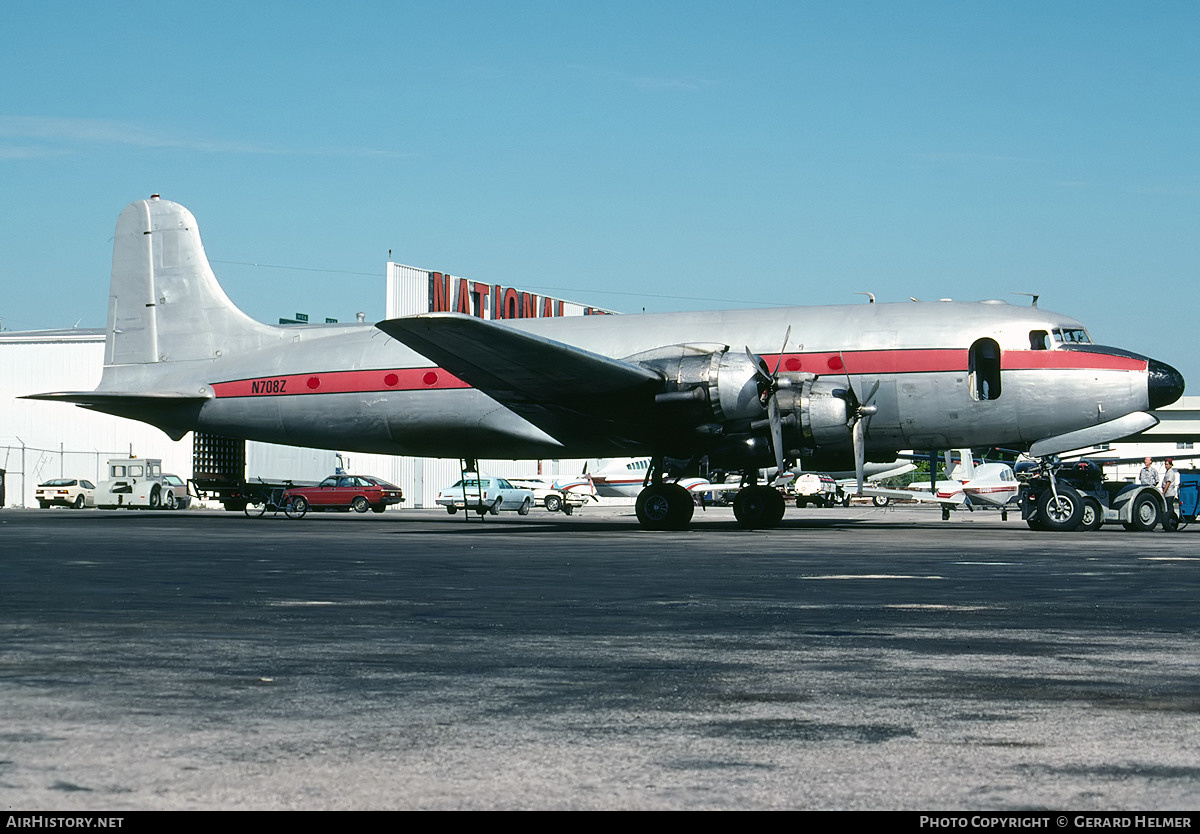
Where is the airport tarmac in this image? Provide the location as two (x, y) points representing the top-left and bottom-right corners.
(2, 503), (1199, 810)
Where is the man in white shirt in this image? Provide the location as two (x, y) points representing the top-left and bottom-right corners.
(1161, 458), (1180, 532)
(1138, 456), (1159, 486)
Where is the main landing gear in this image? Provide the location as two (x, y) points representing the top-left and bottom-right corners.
(633, 458), (787, 531)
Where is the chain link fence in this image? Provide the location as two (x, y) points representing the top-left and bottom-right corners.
(0, 443), (128, 508)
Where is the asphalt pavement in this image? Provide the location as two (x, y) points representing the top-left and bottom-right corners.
(2, 503), (1198, 810)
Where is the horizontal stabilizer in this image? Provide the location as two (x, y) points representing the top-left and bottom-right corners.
(377, 313), (665, 445)
(22, 391), (209, 441)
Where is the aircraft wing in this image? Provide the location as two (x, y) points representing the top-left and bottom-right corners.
(859, 485), (966, 507)
(377, 313), (664, 445)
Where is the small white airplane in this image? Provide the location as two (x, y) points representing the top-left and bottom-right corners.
(29, 197), (1186, 531)
(900, 450), (1020, 519)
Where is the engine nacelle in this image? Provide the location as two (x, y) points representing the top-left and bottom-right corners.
(789, 378), (855, 447)
(634, 345), (858, 459)
(640, 345), (768, 431)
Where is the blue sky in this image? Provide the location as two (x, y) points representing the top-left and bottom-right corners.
(3, 1), (1198, 384)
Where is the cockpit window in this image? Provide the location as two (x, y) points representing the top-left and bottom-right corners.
(1052, 327), (1091, 345)
(1029, 330), (1050, 350)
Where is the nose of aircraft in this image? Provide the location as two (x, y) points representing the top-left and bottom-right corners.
(1148, 358), (1185, 409)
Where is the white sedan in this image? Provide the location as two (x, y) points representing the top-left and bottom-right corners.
(36, 478), (96, 509)
(436, 477), (534, 516)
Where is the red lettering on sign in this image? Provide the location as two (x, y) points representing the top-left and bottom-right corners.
(521, 293), (537, 318)
(456, 278), (471, 314)
(503, 288), (519, 319)
(431, 272), (450, 312)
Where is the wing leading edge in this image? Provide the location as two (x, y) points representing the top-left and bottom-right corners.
(376, 313), (664, 447)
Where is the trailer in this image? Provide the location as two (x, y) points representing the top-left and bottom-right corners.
(188, 431), (298, 512)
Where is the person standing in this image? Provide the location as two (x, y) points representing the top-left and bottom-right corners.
(1161, 458), (1180, 532)
(1139, 456), (1159, 486)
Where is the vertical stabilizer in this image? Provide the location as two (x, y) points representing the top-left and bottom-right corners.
(105, 196), (276, 368)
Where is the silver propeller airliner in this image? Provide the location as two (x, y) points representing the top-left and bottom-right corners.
(30, 197), (1185, 530)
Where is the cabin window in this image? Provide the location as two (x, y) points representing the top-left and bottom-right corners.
(969, 338), (1002, 401)
(1029, 330), (1050, 350)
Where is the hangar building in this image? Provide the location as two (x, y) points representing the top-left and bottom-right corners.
(1, 262), (617, 509)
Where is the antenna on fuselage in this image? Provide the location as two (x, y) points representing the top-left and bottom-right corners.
(1013, 292), (1039, 308)
(854, 292), (875, 303)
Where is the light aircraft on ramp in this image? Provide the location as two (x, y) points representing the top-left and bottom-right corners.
(28, 197), (1186, 531)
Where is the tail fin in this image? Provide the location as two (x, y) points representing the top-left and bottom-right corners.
(105, 195), (275, 369)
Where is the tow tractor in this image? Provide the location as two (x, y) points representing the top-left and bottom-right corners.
(1016, 458), (1170, 532)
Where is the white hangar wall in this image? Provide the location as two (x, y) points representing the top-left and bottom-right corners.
(0, 332), (194, 507)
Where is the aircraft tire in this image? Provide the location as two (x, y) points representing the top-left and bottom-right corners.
(635, 484), (693, 530)
(733, 486), (785, 530)
(1128, 493), (1160, 532)
(1078, 498), (1103, 532)
(1035, 485), (1084, 532)
(545, 494), (562, 513)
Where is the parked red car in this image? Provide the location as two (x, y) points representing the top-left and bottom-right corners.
(286, 475), (404, 514)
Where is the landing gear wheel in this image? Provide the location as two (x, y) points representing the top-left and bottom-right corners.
(1078, 498), (1103, 532)
(733, 486), (786, 530)
(351, 496), (370, 513)
(1128, 493), (1160, 532)
(544, 494), (562, 513)
(635, 483), (694, 530)
(1036, 484), (1084, 532)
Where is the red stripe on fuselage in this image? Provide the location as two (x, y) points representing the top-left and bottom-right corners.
(763, 348), (1146, 375)
(210, 368), (470, 398)
(210, 349), (1146, 398)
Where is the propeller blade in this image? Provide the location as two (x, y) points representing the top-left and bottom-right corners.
(768, 394), (784, 473)
(771, 326), (792, 379)
(853, 418), (866, 494)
